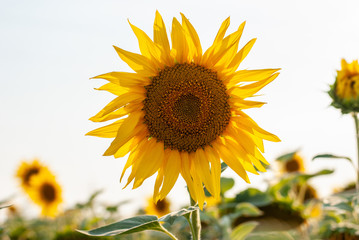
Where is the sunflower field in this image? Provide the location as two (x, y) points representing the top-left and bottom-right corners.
(1, 1), (359, 240)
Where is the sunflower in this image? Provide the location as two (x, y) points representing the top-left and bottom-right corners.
(145, 197), (171, 217)
(28, 170), (62, 217)
(88, 11), (280, 208)
(329, 59), (359, 114)
(16, 159), (50, 193)
(280, 153), (305, 173)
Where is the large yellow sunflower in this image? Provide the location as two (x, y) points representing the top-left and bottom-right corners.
(28, 170), (63, 217)
(16, 159), (50, 193)
(88, 11), (280, 208)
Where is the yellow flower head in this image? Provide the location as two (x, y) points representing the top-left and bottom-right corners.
(145, 197), (171, 217)
(88, 11), (280, 209)
(16, 159), (50, 193)
(329, 59), (359, 114)
(28, 170), (63, 217)
(280, 153), (306, 173)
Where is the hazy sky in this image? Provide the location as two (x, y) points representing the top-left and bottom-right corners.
(1, 0), (359, 217)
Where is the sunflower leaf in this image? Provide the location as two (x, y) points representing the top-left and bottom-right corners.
(221, 162), (229, 173)
(312, 154), (353, 165)
(0, 205), (11, 210)
(245, 231), (295, 240)
(276, 150), (298, 163)
(230, 221), (259, 240)
(77, 215), (165, 236)
(235, 188), (272, 207)
(159, 205), (199, 225)
(220, 177), (235, 195)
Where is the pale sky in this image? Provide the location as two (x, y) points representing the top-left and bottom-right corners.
(1, 0), (359, 217)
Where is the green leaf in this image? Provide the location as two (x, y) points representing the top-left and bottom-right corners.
(221, 162), (228, 173)
(78, 215), (164, 237)
(276, 150), (298, 163)
(235, 203), (263, 217)
(230, 221), (258, 240)
(312, 154), (353, 165)
(235, 188), (272, 207)
(245, 231), (295, 240)
(76, 189), (103, 209)
(220, 177), (235, 195)
(159, 206), (199, 225)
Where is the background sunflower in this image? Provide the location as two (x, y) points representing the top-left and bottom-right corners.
(28, 170), (63, 217)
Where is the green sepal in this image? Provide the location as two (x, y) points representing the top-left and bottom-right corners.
(276, 150), (298, 163)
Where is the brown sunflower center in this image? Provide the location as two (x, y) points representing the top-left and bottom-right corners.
(155, 199), (168, 212)
(40, 183), (56, 203)
(143, 63), (231, 152)
(24, 167), (40, 186)
(285, 159), (300, 172)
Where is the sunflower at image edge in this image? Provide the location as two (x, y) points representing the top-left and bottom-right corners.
(16, 159), (50, 194)
(329, 59), (359, 113)
(87, 11), (280, 209)
(28, 170), (63, 217)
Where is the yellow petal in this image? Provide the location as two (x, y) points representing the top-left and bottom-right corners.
(113, 46), (157, 77)
(180, 13), (202, 62)
(180, 152), (198, 202)
(95, 83), (128, 96)
(128, 20), (163, 69)
(210, 23), (246, 68)
(201, 17), (230, 64)
(153, 11), (172, 65)
(228, 72), (279, 98)
(224, 139), (259, 175)
(225, 69), (280, 86)
(225, 38), (256, 74)
(194, 149), (215, 196)
(90, 93), (144, 121)
(153, 167), (164, 202)
(103, 111), (144, 156)
(171, 18), (189, 63)
(233, 112), (281, 142)
(203, 146), (221, 199)
(89, 103), (142, 123)
(213, 140), (250, 183)
(92, 72), (150, 88)
(230, 98), (266, 109)
(158, 150), (181, 200)
(133, 140), (164, 189)
(86, 119), (124, 138)
(189, 152), (205, 209)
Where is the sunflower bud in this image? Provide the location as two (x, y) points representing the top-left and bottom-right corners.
(329, 59), (359, 114)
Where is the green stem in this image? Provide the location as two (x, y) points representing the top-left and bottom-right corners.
(159, 225), (178, 240)
(190, 197), (201, 240)
(352, 112), (359, 193)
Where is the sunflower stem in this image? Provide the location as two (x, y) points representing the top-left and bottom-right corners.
(190, 197), (201, 240)
(353, 112), (359, 193)
(159, 225), (178, 240)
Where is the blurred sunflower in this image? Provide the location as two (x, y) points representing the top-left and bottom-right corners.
(28, 171), (62, 217)
(88, 11), (280, 208)
(329, 59), (359, 114)
(145, 197), (171, 217)
(276, 151), (305, 174)
(282, 154), (305, 173)
(16, 159), (50, 193)
(294, 183), (318, 202)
